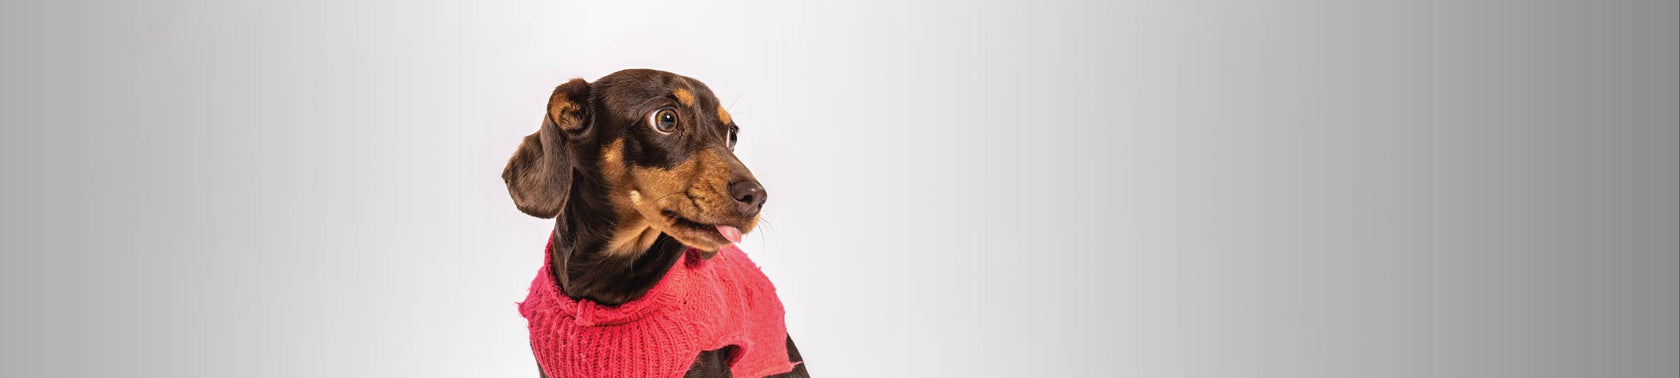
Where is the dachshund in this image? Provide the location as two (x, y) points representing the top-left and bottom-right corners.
(503, 69), (807, 378)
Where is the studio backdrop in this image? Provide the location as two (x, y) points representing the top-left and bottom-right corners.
(2, 0), (1675, 377)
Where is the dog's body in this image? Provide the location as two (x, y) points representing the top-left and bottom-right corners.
(503, 69), (807, 377)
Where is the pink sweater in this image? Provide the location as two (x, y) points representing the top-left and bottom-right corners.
(519, 238), (799, 378)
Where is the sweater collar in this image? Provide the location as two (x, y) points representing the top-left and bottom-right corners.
(538, 238), (718, 326)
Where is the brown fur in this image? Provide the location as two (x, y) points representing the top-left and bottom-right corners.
(503, 69), (805, 377)
(503, 79), (590, 218)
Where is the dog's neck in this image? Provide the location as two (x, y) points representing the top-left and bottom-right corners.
(547, 175), (689, 306)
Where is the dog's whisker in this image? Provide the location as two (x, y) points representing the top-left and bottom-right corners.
(753, 214), (779, 251)
(757, 215), (778, 235)
(637, 190), (698, 215)
(648, 190), (688, 205)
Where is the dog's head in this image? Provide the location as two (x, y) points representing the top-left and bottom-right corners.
(503, 69), (763, 253)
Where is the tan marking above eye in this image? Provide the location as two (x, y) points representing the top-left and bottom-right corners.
(717, 106), (732, 124)
(672, 89), (696, 106)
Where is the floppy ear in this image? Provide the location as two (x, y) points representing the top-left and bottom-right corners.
(502, 78), (591, 218)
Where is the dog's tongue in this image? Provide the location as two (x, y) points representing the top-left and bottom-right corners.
(716, 225), (744, 243)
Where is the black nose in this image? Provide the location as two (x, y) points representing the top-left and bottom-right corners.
(728, 180), (767, 217)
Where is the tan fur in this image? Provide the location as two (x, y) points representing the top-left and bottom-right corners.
(672, 89), (696, 106)
(599, 134), (758, 253)
(597, 139), (656, 256)
(549, 102), (581, 130)
(548, 84), (585, 131)
(606, 226), (663, 257)
(631, 148), (753, 250)
(628, 150), (730, 221)
(717, 106), (732, 124)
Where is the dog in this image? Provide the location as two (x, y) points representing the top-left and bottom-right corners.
(502, 69), (808, 378)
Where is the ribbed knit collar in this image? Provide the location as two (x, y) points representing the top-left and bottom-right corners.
(534, 238), (712, 327)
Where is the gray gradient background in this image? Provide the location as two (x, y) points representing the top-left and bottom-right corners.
(2, 0), (1676, 377)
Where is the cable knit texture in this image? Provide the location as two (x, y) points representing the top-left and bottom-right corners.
(520, 237), (798, 378)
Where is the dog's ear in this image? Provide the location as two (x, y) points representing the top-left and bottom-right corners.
(503, 78), (591, 218)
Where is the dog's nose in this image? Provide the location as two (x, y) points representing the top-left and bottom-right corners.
(728, 180), (767, 217)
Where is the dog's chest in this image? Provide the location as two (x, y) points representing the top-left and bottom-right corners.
(520, 244), (796, 378)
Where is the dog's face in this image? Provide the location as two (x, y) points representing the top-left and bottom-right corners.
(503, 69), (763, 253)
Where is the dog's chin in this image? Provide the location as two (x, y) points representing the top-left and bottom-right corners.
(654, 211), (751, 252)
(653, 216), (727, 251)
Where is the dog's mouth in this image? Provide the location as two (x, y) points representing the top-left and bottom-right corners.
(658, 210), (748, 251)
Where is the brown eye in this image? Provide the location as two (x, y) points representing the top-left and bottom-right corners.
(650, 108), (678, 133)
(728, 125), (739, 149)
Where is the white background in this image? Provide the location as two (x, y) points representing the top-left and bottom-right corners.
(2, 0), (1676, 377)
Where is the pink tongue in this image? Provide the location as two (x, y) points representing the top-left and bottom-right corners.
(716, 225), (743, 243)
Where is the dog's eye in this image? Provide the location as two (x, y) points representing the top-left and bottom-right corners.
(728, 125), (739, 149)
(650, 108), (678, 133)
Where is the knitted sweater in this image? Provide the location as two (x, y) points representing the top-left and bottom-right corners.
(519, 237), (799, 378)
